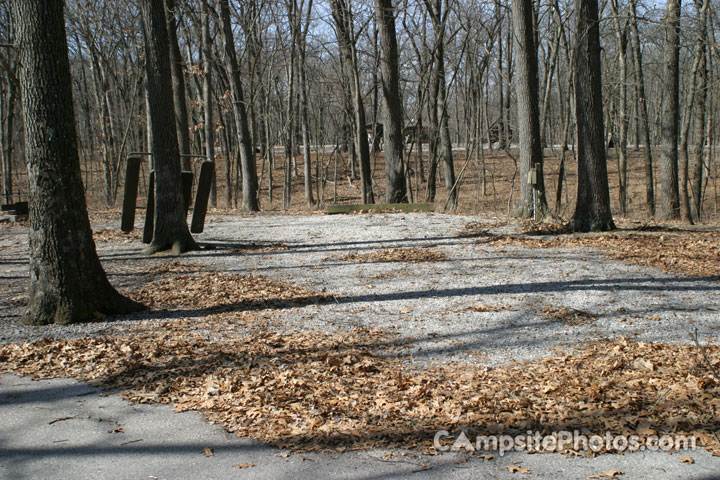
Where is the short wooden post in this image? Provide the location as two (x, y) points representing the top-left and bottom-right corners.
(120, 156), (141, 232)
(190, 161), (214, 233)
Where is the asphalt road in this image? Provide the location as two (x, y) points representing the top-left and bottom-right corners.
(2, 374), (719, 480)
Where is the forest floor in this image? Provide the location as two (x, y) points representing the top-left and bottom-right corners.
(1, 211), (720, 479)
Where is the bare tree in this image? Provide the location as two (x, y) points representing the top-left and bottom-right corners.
(164, 0), (191, 171)
(201, 0), (216, 206)
(13, 0), (144, 325)
(512, 0), (547, 219)
(691, 0), (709, 219)
(629, 0), (655, 217)
(658, 0), (682, 220)
(330, 0), (374, 204)
(609, 0), (629, 216)
(139, 0), (197, 253)
(218, 0), (259, 211)
(423, 0), (457, 210)
(571, 0), (615, 232)
(374, 0), (407, 203)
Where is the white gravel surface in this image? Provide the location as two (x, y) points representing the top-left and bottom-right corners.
(1, 212), (718, 367)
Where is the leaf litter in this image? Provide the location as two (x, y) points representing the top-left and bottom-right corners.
(2, 320), (720, 455)
(3, 217), (720, 458)
(328, 247), (447, 264)
(461, 223), (720, 278)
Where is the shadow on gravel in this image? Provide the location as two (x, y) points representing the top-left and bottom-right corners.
(142, 275), (716, 321)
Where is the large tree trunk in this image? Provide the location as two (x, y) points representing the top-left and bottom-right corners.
(218, 0), (259, 212)
(512, 0), (548, 219)
(140, 0), (198, 254)
(13, 0), (144, 325)
(374, 0), (407, 203)
(163, 0), (191, 171)
(658, 0), (682, 220)
(571, 0), (615, 232)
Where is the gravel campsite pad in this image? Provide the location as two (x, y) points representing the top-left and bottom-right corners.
(1, 212), (720, 457)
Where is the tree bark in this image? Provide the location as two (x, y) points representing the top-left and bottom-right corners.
(163, 0), (191, 171)
(691, 0), (708, 219)
(571, 0), (615, 232)
(296, 0), (315, 206)
(374, 0), (407, 203)
(629, 0), (655, 217)
(424, 0), (456, 210)
(658, 0), (681, 220)
(512, 0), (548, 219)
(330, 0), (374, 204)
(13, 0), (144, 325)
(610, 0), (628, 216)
(139, 0), (198, 254)
(218, 0), (259, 212)
(201, 0), (216, 207)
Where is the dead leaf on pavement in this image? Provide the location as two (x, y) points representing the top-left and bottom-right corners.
(587, 470), (624, 479)
(507, 465), (531, 474)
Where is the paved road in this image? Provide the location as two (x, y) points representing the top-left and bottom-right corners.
(2, 374), (719, 480)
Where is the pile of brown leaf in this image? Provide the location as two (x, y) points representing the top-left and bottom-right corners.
(469, 226), (720, 278)
(2, 326), (719, 455)
(330, 247), (447, 264)
(128, 271), (331, 311)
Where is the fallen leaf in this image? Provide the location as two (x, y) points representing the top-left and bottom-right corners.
(202, 447), (214, 457)
(679, 457), (695, 464)
(588, 470), (623, 478)
(507, 466), (531, 474)
(234, 463), (255, 469)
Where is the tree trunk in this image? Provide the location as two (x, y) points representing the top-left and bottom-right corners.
(610, 0), (628, 216)
(1, 69), (14, 204)
(13, 0), (144, 325)
(140, 0), (198, 254)
(691, 0), (709, 219)
(658, 0), (681, 220)
(512, 0), (548, 219)
(163, 0), (191, 171)
(629, 0), (655, 217)
(330, 0), (374, 204)
(374, 0), (407, 203)
(218, 0), (259, 212)
(297, 0), (315, 206)
(201, 0), (216, 207)
(571, 0), (615, 232)
(424, 0), (456, 210)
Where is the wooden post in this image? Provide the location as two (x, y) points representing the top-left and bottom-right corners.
(142, 170), (155, 244)
(190, 161), (214, 233)
(120, 156), (141, 232)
